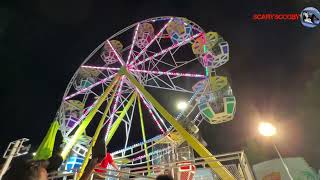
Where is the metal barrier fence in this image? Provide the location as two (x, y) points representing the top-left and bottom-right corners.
(48, 151), (255, 180)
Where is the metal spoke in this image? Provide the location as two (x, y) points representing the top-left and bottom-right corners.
(131, 18), (173, 64)
(127, 24), (140, 65)
(133, 33), (202, 67)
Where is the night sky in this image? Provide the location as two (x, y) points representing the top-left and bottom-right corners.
(1, 0), (320, 168)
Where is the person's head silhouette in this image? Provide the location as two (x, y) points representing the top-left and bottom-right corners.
(156, 174), (174, 180)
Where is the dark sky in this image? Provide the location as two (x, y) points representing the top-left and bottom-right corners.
(1, 0), (320, 168)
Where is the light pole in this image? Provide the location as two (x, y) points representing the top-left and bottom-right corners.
(0, 138), (31, 180)
(258, 122), (294, 180)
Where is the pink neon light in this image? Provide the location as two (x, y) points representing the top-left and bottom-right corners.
(81, 65), (120, 71)
(65, 99), (99, 136)
(202, 34), (209, 66)
(130, 69), (205, 78)
(64, 74), (117, 100)
(105, 76), (124, 138)
(134, 33), (202, 67)
(127, 24), (140, 65)
(106, 40), (125, 65)
(131, 18), (173, 64)
(80, 65), (205, 78)
(139, 94), (164, 133)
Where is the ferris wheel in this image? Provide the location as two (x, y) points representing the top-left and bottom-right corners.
(51, 16), (236, 179)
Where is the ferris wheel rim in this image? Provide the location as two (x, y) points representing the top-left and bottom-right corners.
(57, 16), (211, 164)
(60, 16), (205, 101)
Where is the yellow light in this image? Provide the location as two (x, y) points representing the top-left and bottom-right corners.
(32, 152), (36, 156)
(177, 101), (188, 110)
(259, 122), (277, 137)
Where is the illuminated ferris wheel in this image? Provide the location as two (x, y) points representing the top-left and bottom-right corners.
(42, 16), (236, 179)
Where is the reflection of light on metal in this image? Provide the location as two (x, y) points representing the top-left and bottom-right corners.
(259, 122), (277, 137)
(177, 101), (188, 110)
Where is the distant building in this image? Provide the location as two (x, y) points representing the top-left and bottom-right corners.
(253, 157), (319, 180)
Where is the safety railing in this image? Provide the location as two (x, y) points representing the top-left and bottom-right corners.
(48, 151), (255, 180)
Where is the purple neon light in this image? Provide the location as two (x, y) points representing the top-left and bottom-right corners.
(80, 65), (204, 78)
(81, 65), (120, 71)
(65, 99), (99, 136)
(131, 69), (205, 78)
(139, 93), (165, 134)
(131, 18), (173, 64)
(64, 74), (117, 100)
(105, 76), (124, 139)
(134, 33), (202, 67)
(127, 24), (140, 65)
(106, 40), (125, 66)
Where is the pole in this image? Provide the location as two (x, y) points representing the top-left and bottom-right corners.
(272, 142), (293, 180)
(0, 140), (21, 179)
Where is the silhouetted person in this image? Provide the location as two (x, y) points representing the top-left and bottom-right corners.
(2, 159), (49, 180)
(156, 174), (174, 180)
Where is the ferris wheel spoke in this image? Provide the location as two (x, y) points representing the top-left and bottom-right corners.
(64, 73), (117, 100)
(142, 96), (169, 131)
(81, 65), (118, 79)
(143, 72), (194, 93)
(104, 76), (124, 139)
(131, 18), (173, 64)
(138, 93), (166, 134)
(81, 65), (120, 71)
(127, 24), (140, 65)
(105, 92), (138, 146)
(132, 32), (202, 67)
(122, 79), (167, 134)
(124, 97), (137, 150)
(106, 40), (125, 66)
(130, 69), (205, 78)
(149, 55), (176, 69)
(143, 56), (201, 83)
(65, 98), (100, 136)
(144, 51), (162, 73)
(101, 91), (135, 129)
(80, 65), (119, 81)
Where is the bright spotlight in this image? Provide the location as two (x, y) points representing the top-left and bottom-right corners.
(32, 152), (36, 156)
(177, 101), (188, 110)
(259, 122), (277, 137)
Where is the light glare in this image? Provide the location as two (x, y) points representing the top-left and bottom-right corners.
(177, 101), (188, 110)
(259, 122), (277, 137)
